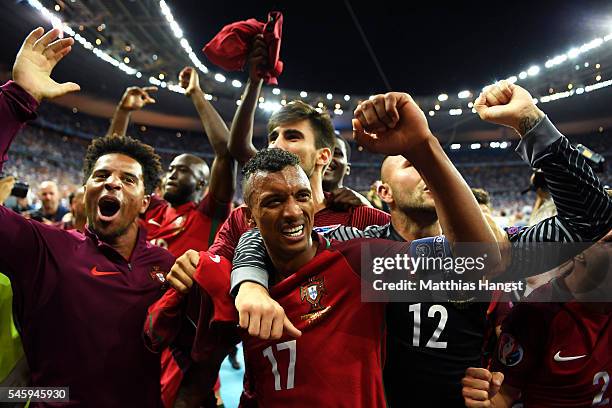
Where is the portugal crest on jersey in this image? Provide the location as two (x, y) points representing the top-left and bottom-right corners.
(498, 333), (524, 367)
(149, 265), (166, 284)
(300, 276), (327, 312)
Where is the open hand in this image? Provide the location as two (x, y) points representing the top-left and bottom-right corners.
(13, 27), (80, 102)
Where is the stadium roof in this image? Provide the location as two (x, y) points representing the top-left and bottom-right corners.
(1, 0), (611, 140)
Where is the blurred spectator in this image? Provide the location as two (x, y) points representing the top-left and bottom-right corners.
(28, 180), (69, 225)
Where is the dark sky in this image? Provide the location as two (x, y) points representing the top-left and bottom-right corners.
(173, 0), (612, 96)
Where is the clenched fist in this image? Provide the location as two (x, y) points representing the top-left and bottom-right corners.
(178, 66), (202, 97)
(166, 249), (199, 294)
(462, 367), (505, 407)
(352, 92), (433, 156)
(475, 80), (545, 137)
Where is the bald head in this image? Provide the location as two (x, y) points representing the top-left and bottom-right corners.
(39, 180), (60, 214)
(163, 154), (210, 207)
(380, 155), (401, 183)
(173, 153), (210, 181)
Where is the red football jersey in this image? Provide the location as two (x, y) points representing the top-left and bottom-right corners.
(492, 283), (612, 407)
(143, 194), (230, 408)
(144, 194), (231, 258)
(195, 236), (433, 408)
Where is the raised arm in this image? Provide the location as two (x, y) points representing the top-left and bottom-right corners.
(106, 86), (157, 136)
(476, 81), (612, 279)
(353, 92), (501, 278)
(1, 27), (79, 169)
(476, 81), (612, 243)
(227, 34), (266, 164)
(1, 27), (78, 280)
(179, 67), (236, 204)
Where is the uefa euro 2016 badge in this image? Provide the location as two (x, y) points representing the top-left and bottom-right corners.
(149, 265), (166, 284)
(300, 276), (327, 312)
(498, 333), (524, 367)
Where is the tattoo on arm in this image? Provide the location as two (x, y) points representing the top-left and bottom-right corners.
(518, 111), (544, 136)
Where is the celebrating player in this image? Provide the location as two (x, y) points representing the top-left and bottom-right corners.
(0, 28), (174, 407)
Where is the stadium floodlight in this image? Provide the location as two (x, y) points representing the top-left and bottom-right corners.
(344, 95), (350, 101)
(272, 88), (281, 95)
(458, 90), (471, 99)
(326, 93), (333, 100)
(490, 142), (500, 148)
(499, 142), (509, 149)
(428, 110), (435, 117)
(260, 101), (282, 113)
(527, 65), (540, 76)
(334, 109), (343, 115)
(434, 104), (440, 111)
(470, 143), (481, 150)
(300, 91), (308, 98)
(204, 94), (213, 101)
(450, 144), (461, 150)
(231, 79), (242, 88)
(576, 87), (585, 94)
(214, 73), (226, 82)
(437, 93), (448, 101)
(506, 76), (518, 84)
(518, 71), (528, 80)
(449, 109), (462, 116)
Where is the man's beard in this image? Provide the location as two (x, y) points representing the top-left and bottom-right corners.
(163, 185), (194, 206)
(397, 191), (437, 216)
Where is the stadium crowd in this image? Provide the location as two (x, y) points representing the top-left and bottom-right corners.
(0, 25), (610, 408)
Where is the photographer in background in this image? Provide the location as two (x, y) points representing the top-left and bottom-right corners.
(27, 180), (68, 225)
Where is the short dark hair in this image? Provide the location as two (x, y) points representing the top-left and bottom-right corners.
(242, 148), (300, 203)
(83, 135), (162, 195)
(336, 134), (351, 163)
(268, 100), (335, 151)
(471, 187), (491, 206)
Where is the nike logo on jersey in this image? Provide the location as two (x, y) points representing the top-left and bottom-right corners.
(90, 266), (121, 276)
(554, 351), (587, 362)
(209, 254), (221, 263)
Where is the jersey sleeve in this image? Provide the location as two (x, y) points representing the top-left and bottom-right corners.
(502, 117), (612, 279)
(197, 192), (233, 225)
(230, 228), (270, 295)
(208, 206), (250, 260)
(349, 206), (390, 230)
(143, 288), (187, 352)
(191, 252), (240, 362)
(490, 304), (551, 390)
(0, 81), (39, 171)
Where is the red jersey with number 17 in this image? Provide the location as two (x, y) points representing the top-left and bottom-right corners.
(193, 235), (443, 408)
(492, 281), (612, 407)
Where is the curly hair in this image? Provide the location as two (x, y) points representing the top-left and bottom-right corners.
(267, 100), (335, 151)
(241, 148), (301, 204)
(82, 135), (162, 195)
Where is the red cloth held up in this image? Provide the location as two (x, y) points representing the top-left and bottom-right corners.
(203, 11), (284, 85)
